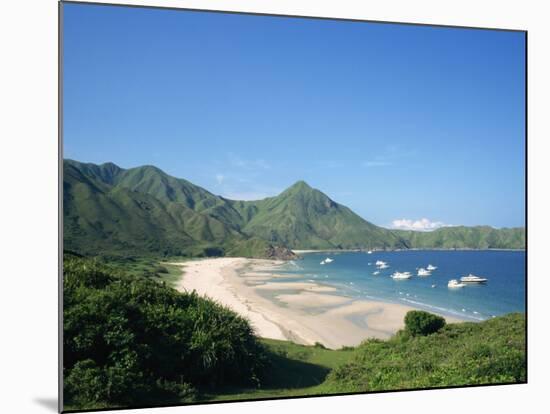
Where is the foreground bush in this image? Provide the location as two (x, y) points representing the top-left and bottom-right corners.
(63, 255), (268, 409)
(404, 310), (446, 336)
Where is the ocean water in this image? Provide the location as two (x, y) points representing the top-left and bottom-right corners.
(276, 250), (526, 321)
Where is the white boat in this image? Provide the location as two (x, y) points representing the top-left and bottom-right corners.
(391, 271), (412, 280)
(417, 267), (431, 276)
(460, 274), (488, 283)
(375, 260), (389, 269)
(367, 250), (373, 254)
(448, 279), (466, 288)
(324, 257), (334, 263)
(373, 271), (380, 275)
(431, 284), (437, 288)
(427, 264), (437, 271)
(320, 260), (326, 265)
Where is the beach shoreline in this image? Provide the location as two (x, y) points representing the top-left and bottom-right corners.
(170, 257), (462, 349)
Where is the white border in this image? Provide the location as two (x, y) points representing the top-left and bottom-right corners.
(1, 1), (548, 413)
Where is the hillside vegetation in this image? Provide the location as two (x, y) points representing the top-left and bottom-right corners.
(322, 312), (525, 393)
(63, 160), (281, 258)
(63, 159), (525, 260)
(395, 226), (525, 250)
(63, 255), (268, 410)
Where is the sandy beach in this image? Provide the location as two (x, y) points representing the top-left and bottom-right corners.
(171, 257), (461, 349)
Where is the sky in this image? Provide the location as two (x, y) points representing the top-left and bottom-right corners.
(62, 3), (526, 230)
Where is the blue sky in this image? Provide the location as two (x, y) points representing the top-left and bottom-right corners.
(63, 3), (525, 230)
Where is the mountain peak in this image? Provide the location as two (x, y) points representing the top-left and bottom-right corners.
(100, 161), (122, 170)
(288, 180), (312, 191)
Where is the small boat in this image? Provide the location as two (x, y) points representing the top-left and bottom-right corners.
(460, 274), (488, 284)
(417, 267), (431, 276)
(320, 260), (326, 265)
(375, 260), (389, 269)
(431, 284), (437, 288)
(367, 250), (373, 254)
(448, 279), (466, 288)
(427, 264), (437, 271)
(391, 271), (412, 280)
(373, 271), (380, 275)
(324, 258), (334, 263)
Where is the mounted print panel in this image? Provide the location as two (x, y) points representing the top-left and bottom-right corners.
(60, 1), (526, 412)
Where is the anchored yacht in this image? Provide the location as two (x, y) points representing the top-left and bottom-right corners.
(448, 279), (466, 288)
(417, 268), (431, 276)
(460, 274), (488, 284)
(391, 271), (412, 280)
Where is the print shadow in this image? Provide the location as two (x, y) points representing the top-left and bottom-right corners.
(33, 397), (58, 412)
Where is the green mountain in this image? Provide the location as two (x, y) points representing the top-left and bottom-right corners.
(63, 159), (525, 258)
(63, 160), (277, 258)
(394, 226), (525, 250)
(231, 181), (407, 250)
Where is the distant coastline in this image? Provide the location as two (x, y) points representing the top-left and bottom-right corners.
(293, 247), (526, 255)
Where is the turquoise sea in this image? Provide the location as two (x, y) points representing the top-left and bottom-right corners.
(277, 250), (526, 321)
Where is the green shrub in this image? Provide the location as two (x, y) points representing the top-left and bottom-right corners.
(64, 359), (108, 406)
(404, 310), (446, 336)
(63, 255), (268, 409)
(154, 265), (169, 274)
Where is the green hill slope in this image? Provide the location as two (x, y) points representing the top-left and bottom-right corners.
(63, 159), (525, 257)
(235, 181), (407, 250)
(63, 160), (276, 258)
(394, 225), (525, 249)
(321, 312), (525, 392)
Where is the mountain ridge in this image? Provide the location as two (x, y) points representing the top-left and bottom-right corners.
(63, 159), (525, 258)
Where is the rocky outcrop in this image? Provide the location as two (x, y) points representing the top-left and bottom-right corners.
(264, 245), (297, 260)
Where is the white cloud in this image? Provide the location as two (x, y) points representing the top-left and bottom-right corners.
(391, 218), (452, 232)
(215, 174), (225, 185)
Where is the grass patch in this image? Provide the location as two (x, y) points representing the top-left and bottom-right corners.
(154, 262), (185, 287)
(199, 338), (357, 401)
(70, 253), (188, 287)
